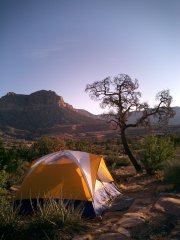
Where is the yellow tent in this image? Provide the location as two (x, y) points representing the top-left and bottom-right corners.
(15, 150), (121, 217)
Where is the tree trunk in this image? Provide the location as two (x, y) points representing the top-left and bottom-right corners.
(121, 129), (142, 172)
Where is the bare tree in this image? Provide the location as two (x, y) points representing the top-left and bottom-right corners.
(85, 74), (175, 172)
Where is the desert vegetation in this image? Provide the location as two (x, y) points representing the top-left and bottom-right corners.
(0, 134), (180, 239)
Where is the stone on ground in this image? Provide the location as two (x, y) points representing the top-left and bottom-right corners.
(154, 197), (180, 216)
(98, 232), (131, 240)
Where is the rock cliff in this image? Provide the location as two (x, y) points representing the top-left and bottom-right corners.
(0, 90), (99, 135)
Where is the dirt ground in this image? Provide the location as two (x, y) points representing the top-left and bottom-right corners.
(73, 167), (180, 240)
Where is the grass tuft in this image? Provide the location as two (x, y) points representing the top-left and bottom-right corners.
(0, 197), (86, 240)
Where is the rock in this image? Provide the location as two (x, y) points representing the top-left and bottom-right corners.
(111, 226), (131, 237)
(114, 212), (146, 229)
(124, 212), (146, 219)
(72, 234), (93, 240)
(129, 197), (153, 210)
(94, 229), (106, 234)
(98, 232), (130, 240)
(107, 195), (134, 212)
(94, 216), (103, 222)
(9, 185), (20, 191)
(102, 217), (120, 225)
(154, 197), (180, 216)
(103, 211), (123, 220)
(156, 184), (175, 193)
(124, 184), (143, 192)
(158, 193), (180, 199)
(116, 217), (145, 229)
(168, 219), (180, 239)
(90, 223), (101, 227)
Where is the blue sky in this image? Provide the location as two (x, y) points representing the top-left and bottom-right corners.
(0, 0), (180, 114)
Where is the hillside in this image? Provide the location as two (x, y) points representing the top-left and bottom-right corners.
(0, 90), (179, 140)
(79, 107), (180, 125)
(76, 109), (100, 119)
(127, 106), (180, 125)
(169, 107), (180, 125)
(0, 90), (108, 139)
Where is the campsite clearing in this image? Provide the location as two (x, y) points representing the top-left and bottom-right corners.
(73, 166), (180, 240)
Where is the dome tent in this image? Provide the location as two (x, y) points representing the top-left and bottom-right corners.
(15, 150), (121, 217)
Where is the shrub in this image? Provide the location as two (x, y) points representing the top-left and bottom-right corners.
(139, 135), (175, 174)
(31, 137), (66, 158)
(75, 141), (87, 152)
(163, 159), (180, 190)
(8, 160), (30, 186)
(170, 135), (180, 147)
(0, 140), (8, 170)
(118, 155), (131, 166)
(0, 170), (9, 190)
(105, 154), (130, 169)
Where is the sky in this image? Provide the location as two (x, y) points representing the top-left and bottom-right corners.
(0, 0), (180, 114)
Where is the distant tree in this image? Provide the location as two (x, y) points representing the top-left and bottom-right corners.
(85, 74), (175, 172)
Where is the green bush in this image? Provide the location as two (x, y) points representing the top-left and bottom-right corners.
(8, 160), (30, 186)
(163, 159), (180, 190)
(0, 170), (9, 190)
(105, 154), (130, 169)
(0, 140), (8, 170)
(139, 135), (175, 174)
(170, 135), (180, 147)
(32, 137), (66, 158)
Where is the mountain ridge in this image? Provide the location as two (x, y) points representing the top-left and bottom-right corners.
(0, 90), (107, 138)
(0, 90), (179, 139)
(0, 90), (74, 110)
(127, 106), (180, 126)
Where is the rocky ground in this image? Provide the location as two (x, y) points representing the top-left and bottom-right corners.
(73, 167), (180, 240)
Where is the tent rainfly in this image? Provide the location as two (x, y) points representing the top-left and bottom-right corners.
(15, 150), (121, 217)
